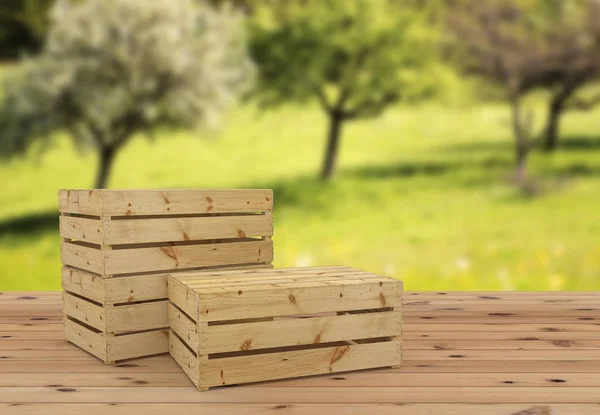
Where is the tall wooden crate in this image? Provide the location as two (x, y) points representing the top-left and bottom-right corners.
(59, 189), (273, 363)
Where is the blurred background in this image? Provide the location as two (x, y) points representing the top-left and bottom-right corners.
(0, 0), (599, 291)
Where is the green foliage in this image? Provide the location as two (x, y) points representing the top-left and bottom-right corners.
(1, 99), (600, 291)
(250, 0), (440, 117)
(0, 0), (253, 187)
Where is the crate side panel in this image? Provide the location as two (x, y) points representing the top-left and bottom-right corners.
(61, 267), (106, 304)
(105, 240), (273, 275)
(59, 190), (103, 216)
(62, 292), (106, 332)
(102, 189), (273, 216)
(105, 301), (168, 333)
(199, 311), (402, 354)
(102, 214), (273, 245)
(168, 303), (199, 351)
(107, 329), (169, 361)
(60, 241), (104, 275)
(59, 216), (103, 244)
(63, 318), (107, 362)
(196, 280), (403, 322)
(169, 330), (199, 388)
(200, 341), (402, 389)
(168, 276), (198, 322)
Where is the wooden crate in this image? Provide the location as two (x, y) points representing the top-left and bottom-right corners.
(167, 266), (403, 390)
(59, 189), (274, 364)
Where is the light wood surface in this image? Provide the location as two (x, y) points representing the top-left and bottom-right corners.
(2, 291), (600, 414)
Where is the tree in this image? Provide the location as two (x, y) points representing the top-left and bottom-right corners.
(0, 0), (254, 188)
(449, 0), (600, 163)
(534, 0), (600, 151)
(250, 0), (440, 180)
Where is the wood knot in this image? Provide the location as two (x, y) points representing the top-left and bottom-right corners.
(329, 346), (350, 366)
(163, 197), (170, 204)
(511, 406), (552, 415)
(288, 294), (297, 305)
(182, 232), (190, 241)
(313, 333), (322, 344)
(240, 340), (252, 351)
(237, 229), (246, 238)
(160, 246), (178, 261)
(551, 340), (573, 348)
(206, 196), (213, 203)
(206, 205), (214, 212)
(379, 293), (387, 306)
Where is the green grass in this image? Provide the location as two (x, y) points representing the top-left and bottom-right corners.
(1, 100), (599, 291)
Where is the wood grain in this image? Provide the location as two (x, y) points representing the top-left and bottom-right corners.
(4, 290), (600, 411)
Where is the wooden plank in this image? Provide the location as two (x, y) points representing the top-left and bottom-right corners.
(195, 280), (403, 321)
(168, 303), (199, 351)
(59, 189), (103, 216)
(0, 356), (181, 373)
(175, 266), (361, 280)
(0, 372), (190, 387)
(398, 360), (600, 373)
(4, 371), (600, 388)
(62, 293), (106, 332)
(200, 311), (402, 354)
(169, 331), (199, 388)
(404, 339), (600, 350)
(107, 330), (169, 361)
(102, 214), (273, 245)
(182, 272), (380, 289)
(403, 349), (600, 360)
(10, 385), (600, 403)
(403, 331), (600, 340)
(101, 189), (273, 216)
(105, 240), (273, 275)
(2, 404), (600, 415)
(62, 267), (106, 304)
(403, 323), (600, 332)
(60, 242), (104, 275)
(63, 318), (106, 362)
(105, 301), (168, 333)
(200, 341), (402, 389)
(59, 216), (103, 244)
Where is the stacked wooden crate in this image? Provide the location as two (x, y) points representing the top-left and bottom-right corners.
(59, 189), (273, 363)
(168, 266), (403, 390)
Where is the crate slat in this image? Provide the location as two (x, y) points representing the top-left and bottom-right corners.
(104, 240), (273, 275)
(107, 330), (169, 362)
(194, 280), (402, 322)
(199, 311), (402, 354)
(60, 214), (273, 245)
(200, 341), (402, 389)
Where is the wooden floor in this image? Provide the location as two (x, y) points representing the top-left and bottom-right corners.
(2, 291), (600, 414)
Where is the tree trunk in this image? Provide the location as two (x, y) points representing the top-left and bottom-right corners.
(544, 95), (564, 152)
(95, 146), (116, 189)
(321, 111), (344, 181)
(510, 95), (530, 183)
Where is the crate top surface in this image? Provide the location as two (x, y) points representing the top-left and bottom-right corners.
(59, 189), (273, 216)
(171, 265), (402, 293)
(169, 266), (402, 322)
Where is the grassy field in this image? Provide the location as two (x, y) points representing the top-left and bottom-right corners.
(0, 99), (599, 291)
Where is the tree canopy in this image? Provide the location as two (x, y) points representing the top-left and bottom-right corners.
(250, 0), (440, 180)
(0, 0), (254, 188)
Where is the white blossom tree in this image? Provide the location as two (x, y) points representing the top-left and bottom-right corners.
(0, 0), (254, 188)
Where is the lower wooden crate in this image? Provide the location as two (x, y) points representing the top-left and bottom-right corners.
(61, 264), (274, 364)
(64, 318), (169, 362)
(167, 266), (403, 390)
